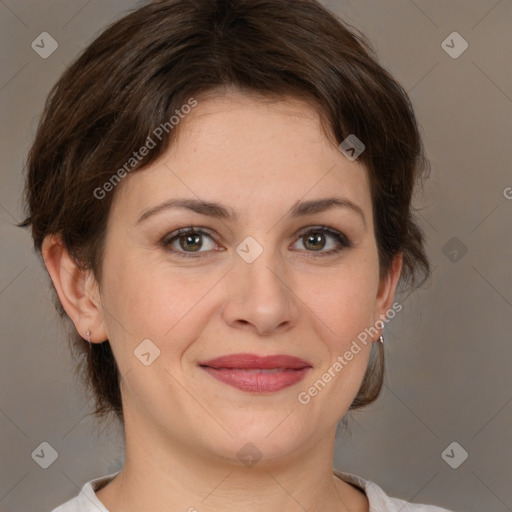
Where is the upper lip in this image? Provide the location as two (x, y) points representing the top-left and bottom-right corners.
(199, 353), (312, 370)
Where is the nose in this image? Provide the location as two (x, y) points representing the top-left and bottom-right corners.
(222, 239), (300, 337)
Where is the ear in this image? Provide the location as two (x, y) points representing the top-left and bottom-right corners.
(373, 252), (403, 332)
(41, 234), (108, 343)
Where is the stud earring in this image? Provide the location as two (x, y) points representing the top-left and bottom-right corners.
(378, 334), (384, 344)
(85, 329), (91, 343)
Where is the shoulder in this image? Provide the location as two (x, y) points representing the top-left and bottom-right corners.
(49, 471), (119, 512)
(333, 468), (455, 512)
(384, 496), (456, 511)
(50, 495), (81, 512)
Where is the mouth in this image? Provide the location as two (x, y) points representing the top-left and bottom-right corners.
(198, 353), (312, 393)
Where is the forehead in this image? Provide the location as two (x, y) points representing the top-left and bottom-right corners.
(110, 92), (372, 225)
(180, 90), (333, 149)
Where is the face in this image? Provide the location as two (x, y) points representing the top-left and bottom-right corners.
(93, 91), (400, 465)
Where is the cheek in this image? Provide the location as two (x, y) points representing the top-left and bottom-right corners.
(101, 232), (379, 369)
(296, 271), (376, 412)
(101, 253), (220, 361)
(300, 263), (378, 346)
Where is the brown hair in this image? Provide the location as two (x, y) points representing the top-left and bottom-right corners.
(18, 0), (431, 428)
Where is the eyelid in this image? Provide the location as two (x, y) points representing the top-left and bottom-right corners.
(291, 225), (353, 256)
(294, 225), (350, 244)
(161, 226), (219, 255)
(161, 224), (352, 257)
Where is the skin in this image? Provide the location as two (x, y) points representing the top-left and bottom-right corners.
(43, 90), (402, 512)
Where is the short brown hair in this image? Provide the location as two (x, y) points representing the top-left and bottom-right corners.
(18, 0), (431, 427)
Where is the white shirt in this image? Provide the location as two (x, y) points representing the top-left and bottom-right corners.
(50, 469), (455, 512)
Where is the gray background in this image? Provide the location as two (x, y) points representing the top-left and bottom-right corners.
(0, 1), (511, 511)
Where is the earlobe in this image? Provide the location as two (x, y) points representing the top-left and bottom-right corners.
(41, 234), (107, 342)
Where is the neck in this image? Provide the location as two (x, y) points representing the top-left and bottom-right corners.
(95, 415), (368, 512)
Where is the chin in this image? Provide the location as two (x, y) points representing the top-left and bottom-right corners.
(202, 419), (315, 468)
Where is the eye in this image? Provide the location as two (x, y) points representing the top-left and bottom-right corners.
(291, 225), (352, 256)
(162, 226), (218, 258)
(161, 225), (352, 259)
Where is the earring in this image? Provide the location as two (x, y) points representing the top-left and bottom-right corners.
(378, 334), (384, 344)
(85, 329), (92, 343)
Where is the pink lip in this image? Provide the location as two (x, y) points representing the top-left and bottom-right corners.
(198, 353), (312, 393)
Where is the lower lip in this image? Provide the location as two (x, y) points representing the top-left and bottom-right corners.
(200, 367), (311, 393)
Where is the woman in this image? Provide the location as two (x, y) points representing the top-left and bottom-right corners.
(19, 0), (455, 510)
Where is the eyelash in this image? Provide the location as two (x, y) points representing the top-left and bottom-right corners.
(161, 225), (353, 259)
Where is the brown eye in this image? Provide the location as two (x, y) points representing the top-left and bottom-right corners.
(178, 232), (203, 252)
(161, 225), (352, 259)
(292, 226), (352, 256)
(163, 227), (217, 257)
(302, 231), (327, 251)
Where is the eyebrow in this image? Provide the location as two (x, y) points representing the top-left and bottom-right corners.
(136, 196), (366, 227)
